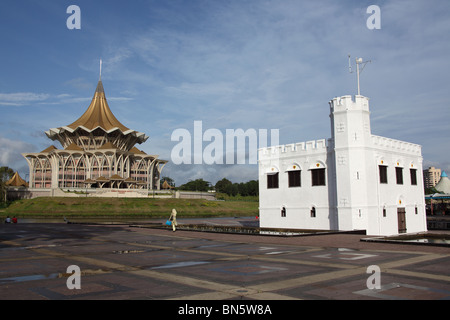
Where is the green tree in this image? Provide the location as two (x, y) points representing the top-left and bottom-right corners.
(215, 178), (232, 194)
(0, 167), (15, 203)
(179, 178), (210, 192)
(237, 182), (248, 196)
(215, 178), (259, 197)
(245, 180), (259, 196)
(229, 183), (238, 196)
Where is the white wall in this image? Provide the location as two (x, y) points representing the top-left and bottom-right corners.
(259, 140), (332, 230)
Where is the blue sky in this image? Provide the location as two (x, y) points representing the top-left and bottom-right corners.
(0, 0), (449, 186)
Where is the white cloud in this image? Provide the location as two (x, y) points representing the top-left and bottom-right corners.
(0, 92), (50, 106)
(0, 136), (36, 174)
(0, 91), (132, 107)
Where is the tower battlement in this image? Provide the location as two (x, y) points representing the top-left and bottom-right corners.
(329, 95), (370, 113)
(258, 139), (328, 159)
(372, 135), (422, 155)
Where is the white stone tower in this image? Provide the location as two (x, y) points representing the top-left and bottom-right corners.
(329, 95), (374, 231)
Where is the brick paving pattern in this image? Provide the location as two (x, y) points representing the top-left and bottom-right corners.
(0, 219), (449, 300)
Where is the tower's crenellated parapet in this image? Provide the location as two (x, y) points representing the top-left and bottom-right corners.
(258, 139), (328, 160)
(329, 95), (370, 113)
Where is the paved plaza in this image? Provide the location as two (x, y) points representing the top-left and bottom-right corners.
(0, 218), (450, 301)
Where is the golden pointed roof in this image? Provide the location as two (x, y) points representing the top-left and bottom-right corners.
(64, 142), (83, 151)
(162, 180), (174, 189)
(40, 145), (58, 153)
(5, 172), (28, 187)
(67, 80), (130, 132)
(45, 78), (149, 147)
(129, 146), (147, 155)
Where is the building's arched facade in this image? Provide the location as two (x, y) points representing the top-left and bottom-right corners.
(23, 79), (167, 194)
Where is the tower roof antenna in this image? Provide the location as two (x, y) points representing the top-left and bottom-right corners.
(348, 54), (371, 96)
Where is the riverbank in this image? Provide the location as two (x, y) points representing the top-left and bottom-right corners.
(1, 197), (259, 219)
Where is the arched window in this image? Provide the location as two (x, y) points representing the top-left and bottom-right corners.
(311, 169), (326, 186)
(310, 206), (316, 218)
(287, 164), (301, 187)
(42, 158), (52, 188)
(76, 156), (86, 188)
(91, 156), (100, 180)
(100, 156), (110, 178)
(288, 170), (301, 187)
(63, 156), (75, 188)
(117, 154), (124, 176)
(32, 157), (52, 188)
(130, 158), (149, 189)
(58, 156), (65, 187)
(33, 160), (42, 188)
(265, 166), (279, 189)
(137, 160), (147, 183)
(130, 159), (138, 178)
(310, 162), (326, 186)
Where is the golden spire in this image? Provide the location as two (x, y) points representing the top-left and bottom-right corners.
(45, 63), (149, 149)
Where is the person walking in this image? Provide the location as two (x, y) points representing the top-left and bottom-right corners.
(169, 209), (178, 232)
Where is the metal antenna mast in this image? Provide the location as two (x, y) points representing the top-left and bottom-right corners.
(348, 54), (371, 95)
(99, 59), (103, 80)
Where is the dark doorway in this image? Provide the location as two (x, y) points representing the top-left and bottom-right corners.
(397, 208), (407, 233)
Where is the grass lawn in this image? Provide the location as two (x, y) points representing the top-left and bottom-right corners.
(2, 197), (259, 219)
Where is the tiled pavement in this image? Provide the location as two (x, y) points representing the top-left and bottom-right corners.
(0, 219), (449, 300)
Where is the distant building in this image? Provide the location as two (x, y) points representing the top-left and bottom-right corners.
(435, 171), (450, 194)
(258, 95), (427, 236)
(22, 78), (167, 198)
(4, 172), (29, 201)
(5, 172), (28, 188)
(423, 166), (442, 189)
